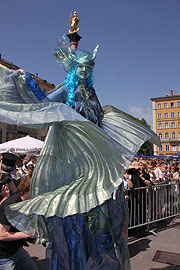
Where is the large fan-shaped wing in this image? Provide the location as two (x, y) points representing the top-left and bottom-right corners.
(0, 64), (47, 104)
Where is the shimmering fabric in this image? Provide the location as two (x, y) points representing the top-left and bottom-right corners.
(102, 111), (160, 160)
(0, 63), (159, 269)
(0, 64), (48, 103)
(5, 113), (158, 220)
(0, 101), (87, 129)
(45, 187), (130, 270)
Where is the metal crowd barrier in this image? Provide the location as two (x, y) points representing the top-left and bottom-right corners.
(127, 183), (180, 229)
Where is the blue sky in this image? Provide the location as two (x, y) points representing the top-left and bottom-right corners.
(0, 0), (180, 127)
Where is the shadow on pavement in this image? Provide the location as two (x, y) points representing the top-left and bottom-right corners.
(128, 238), (151, 258)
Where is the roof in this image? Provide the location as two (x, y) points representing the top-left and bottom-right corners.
(0, 58), (55, 91)
(151, 95), (180, 102)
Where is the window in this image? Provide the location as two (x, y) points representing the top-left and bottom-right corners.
(171, 132), (176, 140)
(165, 132), (169, 140)
(164, 103), (168, 109)
(165, 144), (170, 152)
(157, 103), (161, 109)
(158, 133), (162, 140)
(178, 144), (180, 151)
(178, 122), (180, 128)
(178, 112), (180, 118)
(158, 122), (162, 129)
(171, 112), (175, 118)
(164, 113), (168, 119)
(178, 132), (180, 140)
(164, 121), (169, 128)
(159, 143), (163, 152)
(171, 121), (176, 128)
(157, 113), (162, 119)
(171, 144), (177, 152)
(177, 101), (180, 107)
(170, 102), (174, 108)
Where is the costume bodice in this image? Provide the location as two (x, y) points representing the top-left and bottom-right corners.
(72, 86), (103, 126)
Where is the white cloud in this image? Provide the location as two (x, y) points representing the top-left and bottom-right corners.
(127, 105), (153, 127)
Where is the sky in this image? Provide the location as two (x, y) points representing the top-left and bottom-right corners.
(0, 0), (180, 127)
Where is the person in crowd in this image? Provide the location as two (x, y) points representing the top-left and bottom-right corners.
(123, 171), (133, 242)
(153, 162), (169, 183)
(126, 160), (151, 235)
(26, 155), (37, 167)
(26, 164), (35, 178)
(0, 175), (37, 270)
(0, 153), (23, 198)
(127, 160), (151, 188)
(147, 161), (156, 184)
(0, 184), (10, 205)
(16, 158), (26, 182)
(169, 165), (179, 184)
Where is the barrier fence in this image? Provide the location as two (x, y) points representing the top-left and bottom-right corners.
(127, 183), (180, 229)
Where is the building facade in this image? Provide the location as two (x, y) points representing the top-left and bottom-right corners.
(151, 90), (180, 155)
(0, 55), (55, 143)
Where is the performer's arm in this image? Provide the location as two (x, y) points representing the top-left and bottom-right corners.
(47, 85), (67, 102)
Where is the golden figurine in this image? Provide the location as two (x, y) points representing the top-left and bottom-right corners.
(69, 11), (80, 34)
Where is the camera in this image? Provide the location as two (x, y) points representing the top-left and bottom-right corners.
(0, 174), (14, 191)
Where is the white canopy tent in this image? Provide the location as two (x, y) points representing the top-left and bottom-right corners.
(0, 135), (44, 154)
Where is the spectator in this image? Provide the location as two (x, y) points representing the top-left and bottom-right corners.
(127, 160), (151, 231)
(0, 174), (17, 205)
(16, 159), (26, 182)
(147, 161), (156, 184)
(0, 184), (10, 204)
(26, 164), (35, 178)
(169, 165), (179, 184)
(127, 160), (151, 188)
(0, 153), (22, 195)
(123, 171), (133, 241)
(0, 176), (37, 270)
(26, 155), (37, 167)
(153, 162), (169, 183)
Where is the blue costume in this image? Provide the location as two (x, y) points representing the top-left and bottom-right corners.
(0, 36), (159, 269)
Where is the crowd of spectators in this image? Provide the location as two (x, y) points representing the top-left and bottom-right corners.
(0, 151), (179, 260)
(0, 154), (37, 205)
(124, 157), (180, 188)
(0, 153), (38, 269)
(123, 157), (180, 238)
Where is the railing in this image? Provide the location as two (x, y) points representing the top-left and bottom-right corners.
(127, 183), (180, 229)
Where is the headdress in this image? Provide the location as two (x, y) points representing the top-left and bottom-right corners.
(54, 35), (99, 72)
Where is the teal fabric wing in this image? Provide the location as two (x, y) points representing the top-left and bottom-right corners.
(4, 111), (160, 243)
(0, 64), (43, 103)
(0, 101), (87, 128)
(5, 112), (159, 218)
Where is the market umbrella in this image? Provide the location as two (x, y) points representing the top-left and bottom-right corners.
(0, 135), (44, 154)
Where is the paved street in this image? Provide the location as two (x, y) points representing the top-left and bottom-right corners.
(26, 217), (180, 270)
(129, 217), (180, 270)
